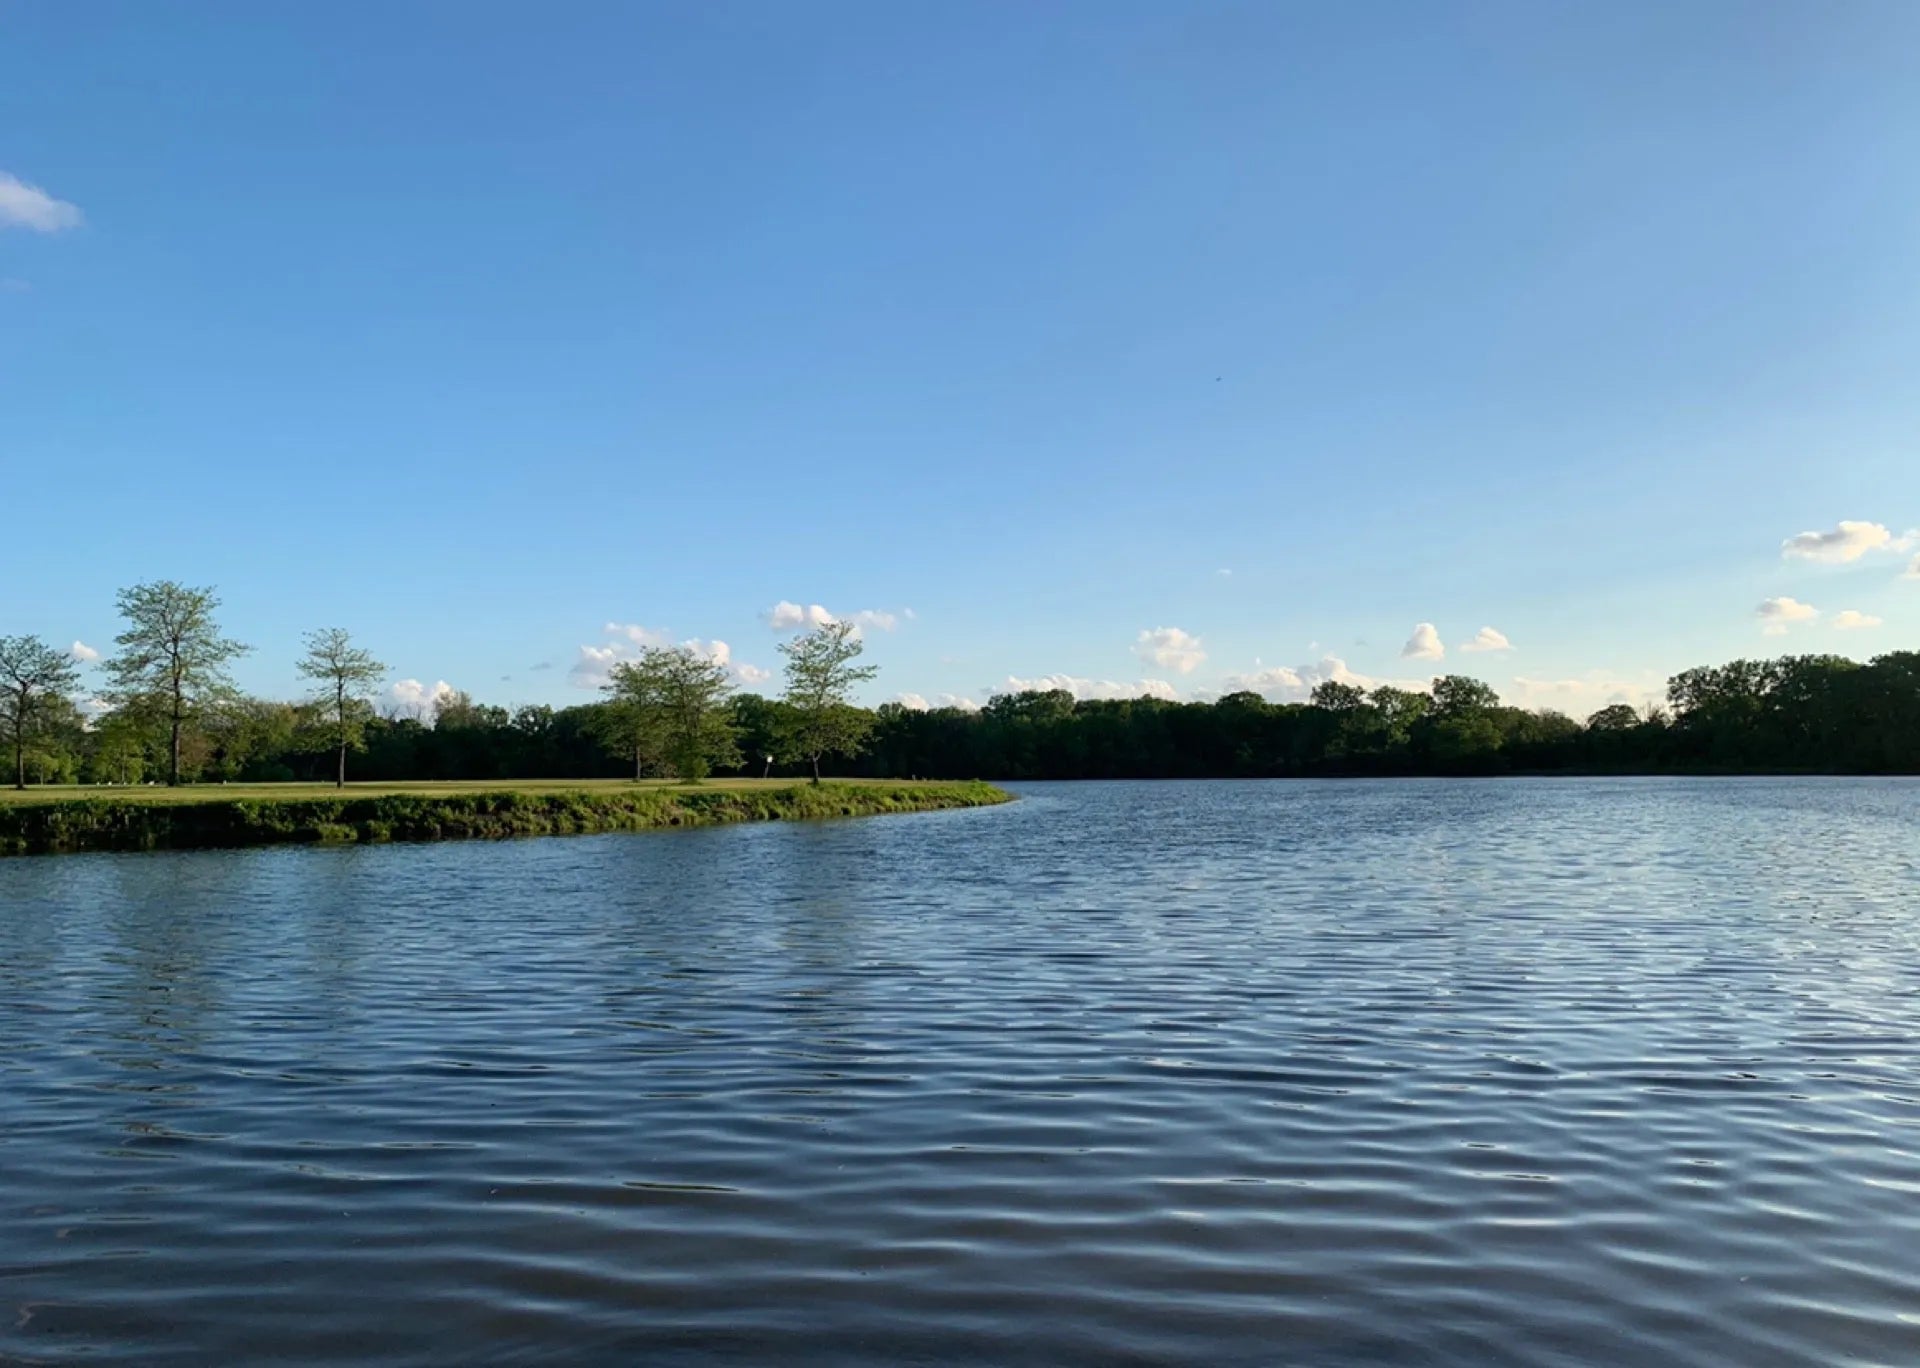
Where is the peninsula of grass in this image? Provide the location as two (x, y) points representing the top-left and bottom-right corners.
(0, 778), (1014, 857)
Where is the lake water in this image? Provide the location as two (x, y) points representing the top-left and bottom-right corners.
(3, 778), (1919, 1365)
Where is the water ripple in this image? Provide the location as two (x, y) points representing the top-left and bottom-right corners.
(3, 777), (1919, 1364)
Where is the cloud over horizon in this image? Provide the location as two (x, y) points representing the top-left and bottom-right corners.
(1459, 626), (1511, 653)
(998, 674), (1178, 702)
(1401, 623), (1445, 661)
(384, 678), (457, 718)
(763, 601), (904, 635)
(1134, 626), (1207, 674)
(1832, 609), (1882, 630)
(0, 172), (83, 232)
(572, 623), (770, 689)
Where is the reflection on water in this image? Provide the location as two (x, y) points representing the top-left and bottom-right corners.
(4, 779), (1920, 1365)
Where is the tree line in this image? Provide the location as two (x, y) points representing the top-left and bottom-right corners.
(3, 581), (1917, 788)
(0, 582), (880, 789)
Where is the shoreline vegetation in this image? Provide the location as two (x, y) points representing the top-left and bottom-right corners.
(0, 779), (1014, 857)
(5, 581), (1917, 793)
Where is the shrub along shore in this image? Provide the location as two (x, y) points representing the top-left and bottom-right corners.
(0, 779), (1014, 857)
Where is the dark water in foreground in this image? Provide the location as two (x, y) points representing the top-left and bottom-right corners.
(3, 779), (1920, 1366)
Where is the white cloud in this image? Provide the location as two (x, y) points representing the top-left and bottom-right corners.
(1757, 596), (1819, 635)
(1904, 555), (1920, 581)
(763, 601), (904, 635)
(1401, 622), (1445, 661)
(1459, 626), (1511, 653)
(1832, 609), (1883, 630)
(69, 640), (100, 663)
(606, 621), (671, 647)
(999, 674), (1178, 702)
(765, 601), (835, 631)
(1508, 672), (1663, 716)
(384, 678), (456, 718)
(1781, 520), (1896, 563)
(685, 637), (773, 686)
(0, 172), (83, 232)
(570, 644), (623, 689)
(1218, 655), (1401, 703)
(894, 691), (982, 712)
(573, 626), (770, 689)
(1134, 625), (1207, 674)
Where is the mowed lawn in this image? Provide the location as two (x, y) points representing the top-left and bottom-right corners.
(0, 777), (942, 805)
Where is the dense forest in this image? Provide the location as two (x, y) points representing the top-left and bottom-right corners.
(7, 643), (1918, 785)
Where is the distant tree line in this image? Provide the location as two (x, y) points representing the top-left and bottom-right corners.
(3, 581), (1917, 787)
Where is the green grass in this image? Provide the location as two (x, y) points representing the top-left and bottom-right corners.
(0, 779), (1014, 856)
(0, 777), (941, 805)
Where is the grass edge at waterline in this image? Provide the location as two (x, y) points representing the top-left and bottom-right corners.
(0, 780), (1015, 856)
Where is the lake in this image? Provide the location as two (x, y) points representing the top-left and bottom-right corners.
(4, 778), (1919, 1365)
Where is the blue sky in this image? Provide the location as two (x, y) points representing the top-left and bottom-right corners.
(4, 2), (1918, 717)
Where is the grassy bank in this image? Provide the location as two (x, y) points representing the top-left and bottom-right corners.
(0, 779), (1014, 857)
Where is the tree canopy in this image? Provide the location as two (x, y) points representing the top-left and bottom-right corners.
(102, 581), (249, 786)
(780, 620), (879, 783)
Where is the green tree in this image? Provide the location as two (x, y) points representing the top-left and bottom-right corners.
(603, 646), (740, 783)
(1586, 703), (1640, 732)
(0, 635), (83, 789)
(780, 620), (880, 783)
(1429, 675), (1501, 717)
(297, 628), (389, 787)
(103, 581), (249, 786)
(592, 687), (666, 780)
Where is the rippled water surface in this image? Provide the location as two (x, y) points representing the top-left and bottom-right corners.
(5, 779), (1920, 1365)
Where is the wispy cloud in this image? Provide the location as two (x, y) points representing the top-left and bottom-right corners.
(1757, 596), (1819, 635)
(1458, 626), (1511, 653)
(1134, 626), (1207, 674)
(0, 172), (83, 232)
(1400, 622), (1445, 661)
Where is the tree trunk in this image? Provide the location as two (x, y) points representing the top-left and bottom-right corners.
(337, 740), (348, 788)
(336, 685), (348, 788)
(635, 744), (644, 782)
(811, 753), (821, 785)
(170, 709), (183, 787)
(13, 726), (23, 791)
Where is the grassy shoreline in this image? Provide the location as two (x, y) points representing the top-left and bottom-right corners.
(0, 779), (1014, 857)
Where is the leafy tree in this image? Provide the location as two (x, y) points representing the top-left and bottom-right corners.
(103, 581), (249, 786)
(602, 646), (740, 782)
(1309, 681), (1367, 713)
(1429, 675), (1501, 717)
(0, 635), (83, 789)
(780, 620), (880, 783)
(297, 628), (388, 787)
(1586, 703), (1640, 732)
(592, 680), (667, 780)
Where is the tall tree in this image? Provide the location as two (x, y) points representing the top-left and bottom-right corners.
(780, 619), (879, 783)
(296, 628), (388, 787)
(103, 581), (249, 786)
(602, 646), (740, 782)
(0, 635), (83, 790)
